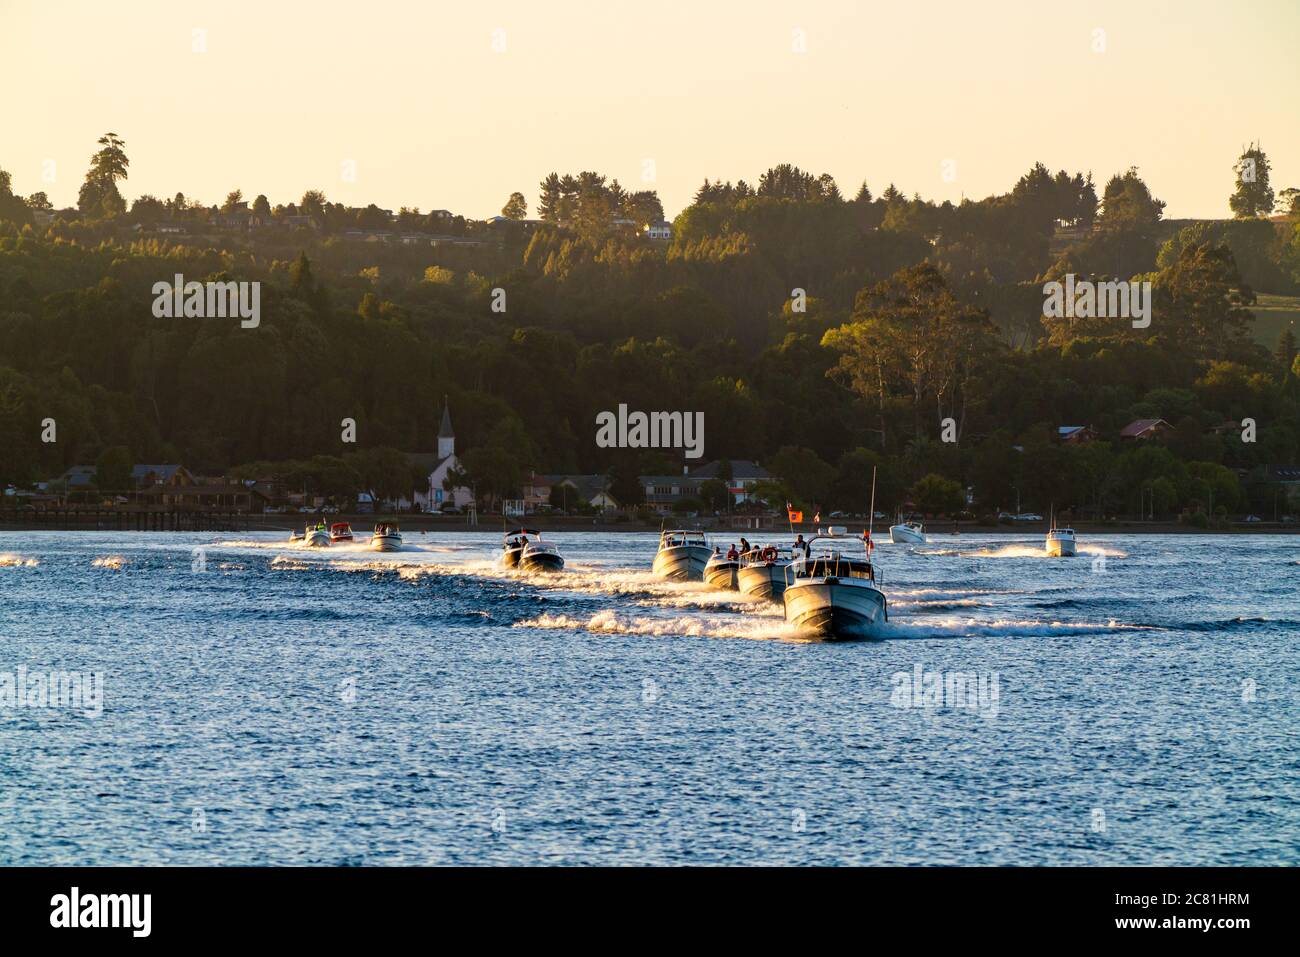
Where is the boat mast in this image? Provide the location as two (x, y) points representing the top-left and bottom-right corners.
(867, 465), (877, 547)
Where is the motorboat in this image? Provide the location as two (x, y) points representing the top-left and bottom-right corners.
(737, 545), (792, 601)
(288, 528), (303, 543)
(652, 529), (711, 581)
(1045, 523), (1077, 557)
(501, 528), (537, 568)
(519, 532), (565, 572)
(303, 522), (331, 547)
(703, 549), (740, 590)
(889, 517), (926, 544)
(370, 523), (402, 552)
(330, 522), (355, 543)
(783, 527), (888, 639)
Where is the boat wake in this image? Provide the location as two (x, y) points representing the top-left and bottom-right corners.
(881, 616), (1154, 639)
(516, 609), (810, 642)
(0, 553), (39, 568)
(91, 555), (126, 569)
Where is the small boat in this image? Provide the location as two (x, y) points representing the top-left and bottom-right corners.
(783, 528), (888, 639)
(303, 522), (331, 547)
(330, 522), (354, 543)
(501, 528), (537, 568)
(737, 545), (792, 601)
(1045, 521), (1077, 557)
(288, 529), (303, 543)
(520, 533), (565, 572)
(889, 515), (926, 544)
(370, 523), (402, 552)
(703, 549), (740, 590)
(652, 529), (712, 581)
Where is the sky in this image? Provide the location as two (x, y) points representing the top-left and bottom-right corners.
(5, 0), (1299, 220)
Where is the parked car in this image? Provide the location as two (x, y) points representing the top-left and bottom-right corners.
(1014, 512), (1044, 522)
(440, 504), (463, 514)
(1243, 514), (1262, 522)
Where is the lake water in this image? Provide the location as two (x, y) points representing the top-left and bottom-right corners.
(1, 529), (1296, 865)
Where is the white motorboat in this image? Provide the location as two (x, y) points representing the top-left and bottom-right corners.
(889, 519), (926, 544)
(303, 523), (331, 547)
(1045, 524), (1077, 557)
(652, 529), (711, 581)
(520, 533), (565, 572)
(369, 523), (402, 552)
(703, 549), (740, 590)
(737, 545), (792, 601)
(783, 528), (888, 639)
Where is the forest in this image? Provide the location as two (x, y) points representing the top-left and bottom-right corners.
(2, 134), (1300, 520)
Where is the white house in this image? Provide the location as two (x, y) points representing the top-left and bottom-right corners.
(645, 220), (672, 241)
(426, 403), (474, 509)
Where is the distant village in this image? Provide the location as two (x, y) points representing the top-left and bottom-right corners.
(7, 409), (1294, 524)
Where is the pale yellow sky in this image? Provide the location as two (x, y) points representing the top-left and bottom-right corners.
(5, 0), (1298, 219)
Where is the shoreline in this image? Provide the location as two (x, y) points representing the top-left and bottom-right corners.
(1, 515), (1296, 535)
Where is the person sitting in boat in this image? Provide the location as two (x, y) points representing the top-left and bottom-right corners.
(712, 545), (721, 556)
(726, 544), (739, 561)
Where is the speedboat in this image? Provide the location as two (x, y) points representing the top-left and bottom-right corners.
(330, 522), (354, 543)
(501, 528), (537, 568)
(652, 529), (711, 581)
(370, 523), (402, 552)
(889, 518), (926, 544)
(1045, 524), (1077, 557)
(703, 550), (740, 590)
(737, 545), (792, 601)
(303, 523), (331, 547)
(783, 528), (888, 639)
(520, 533), (565, 572)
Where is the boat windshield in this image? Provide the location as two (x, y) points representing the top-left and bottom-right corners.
(796, 537), (876, 580)
(661, 530), (707, 548)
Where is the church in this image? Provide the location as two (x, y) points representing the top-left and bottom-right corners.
(402, 401), (474, 511)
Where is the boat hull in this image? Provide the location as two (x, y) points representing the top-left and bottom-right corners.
(1045, 537), (1077, 557)
(652, 544), (711, 581)
(501, 546), (523, 568)
(703, 560), (739, 590)
(304, 531), (331, 547)
(370, 535), (402, 552)
(737, 563), (788, 601)
(520, 551), (565, 572)
(889, 524), (926, 544)
(783, 579), (888, 640)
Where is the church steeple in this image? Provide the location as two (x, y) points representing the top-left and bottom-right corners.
(437, 397), (455, 459)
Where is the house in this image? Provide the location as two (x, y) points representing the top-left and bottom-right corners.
(687, 459), (773, 506)
(410, 402), (473, 511)
(522, 473), (620, 513)
(278, 214), (319, 230)
(56, 466), (98, 489)
(645, 220), (673, 241)
(1119, 419), (1172, 441)
(1056, 425), (1098, 444)
(132, 464), (194, 489)
(640, 473), (703, 515)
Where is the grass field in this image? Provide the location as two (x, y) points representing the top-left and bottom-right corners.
(1251, 293), (1300, 349)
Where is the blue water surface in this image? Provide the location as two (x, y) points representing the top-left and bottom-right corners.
(0, 530), (1296, 865)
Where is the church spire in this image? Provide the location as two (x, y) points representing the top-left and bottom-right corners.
(437, 397), (455, 459)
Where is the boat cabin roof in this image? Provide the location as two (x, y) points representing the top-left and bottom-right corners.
(504, 528), (540, 538)
(331, 522), (352, 530)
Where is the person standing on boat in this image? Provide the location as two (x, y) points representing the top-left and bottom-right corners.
(739, 537), (751, 556)
(793, 533), (809, 557)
